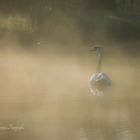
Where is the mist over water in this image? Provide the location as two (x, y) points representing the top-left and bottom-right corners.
(0, 40), (139, 140)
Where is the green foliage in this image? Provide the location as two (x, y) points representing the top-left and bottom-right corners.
(0, 15), (34, 33)
(0, 0), (140, 45)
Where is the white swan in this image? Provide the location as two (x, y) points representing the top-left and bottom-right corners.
(89, 46), (112, 96)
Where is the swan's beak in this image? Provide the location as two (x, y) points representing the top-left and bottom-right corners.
(90, 47), (98, 52)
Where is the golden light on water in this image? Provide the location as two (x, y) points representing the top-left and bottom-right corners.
(0, 44), (139, 139)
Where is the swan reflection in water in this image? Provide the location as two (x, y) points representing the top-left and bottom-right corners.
(89, 46), (112, 96)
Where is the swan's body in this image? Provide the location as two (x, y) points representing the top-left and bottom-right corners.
(89, 46), (112, 96)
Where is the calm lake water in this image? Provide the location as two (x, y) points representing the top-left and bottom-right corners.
(0, 48), (139, 140)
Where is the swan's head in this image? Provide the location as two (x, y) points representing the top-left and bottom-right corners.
(91, 46), (104, 57)
(89, 72), (112, 96)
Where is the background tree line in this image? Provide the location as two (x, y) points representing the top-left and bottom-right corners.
(0, 0), (139, 16)
(0, 0), (139, 46)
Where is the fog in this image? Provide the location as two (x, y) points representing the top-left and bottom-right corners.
(0, 1), (139, 139)
(0, 41), (139, 140)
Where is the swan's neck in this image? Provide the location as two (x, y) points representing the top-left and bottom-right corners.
(97, 48), (104, 73)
